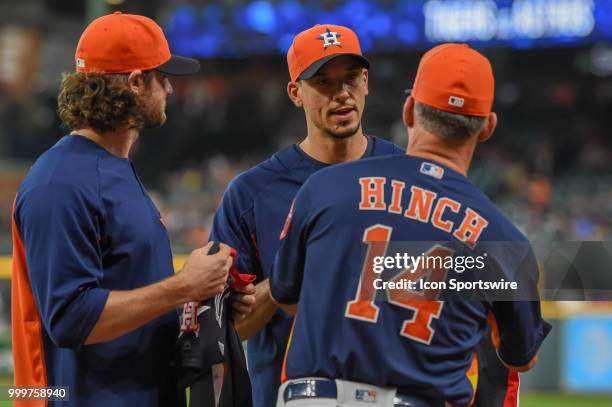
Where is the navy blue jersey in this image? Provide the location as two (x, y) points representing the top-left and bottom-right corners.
(270, 155), (549, 406)
(209, 136), (403, 407)
(12, 135), (181, 406)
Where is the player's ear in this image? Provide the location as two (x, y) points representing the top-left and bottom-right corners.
(403, 96), (415, 128)
(478, 112), (497, 142)
(127, 70), (146, 95)
(362, 68), (369, 96)
(287, 81), (303, 108)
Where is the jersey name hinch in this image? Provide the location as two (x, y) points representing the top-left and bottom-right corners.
(358, 177), (489, 247)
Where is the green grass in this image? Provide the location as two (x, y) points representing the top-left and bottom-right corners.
(0, 375), (10, 406)
(521, 393), (612, 407)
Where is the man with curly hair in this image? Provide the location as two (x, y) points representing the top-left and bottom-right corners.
(11, 12), (254, 406)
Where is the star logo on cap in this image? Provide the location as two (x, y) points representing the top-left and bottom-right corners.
(319, 28), (342, 49)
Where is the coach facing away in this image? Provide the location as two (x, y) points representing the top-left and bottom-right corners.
(11, 12), (254, 407)
(270, 43), (550, 407)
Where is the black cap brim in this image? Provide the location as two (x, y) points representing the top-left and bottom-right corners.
(156, 54), (200, 76)
(298, 54), (370, 80)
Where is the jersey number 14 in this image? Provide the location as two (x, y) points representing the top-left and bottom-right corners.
(345, 224), (451, 345)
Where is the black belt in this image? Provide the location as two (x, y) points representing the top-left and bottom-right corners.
(283, 378), (446, 407)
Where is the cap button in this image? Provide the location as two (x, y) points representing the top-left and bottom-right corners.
(114, 11), (122, 15)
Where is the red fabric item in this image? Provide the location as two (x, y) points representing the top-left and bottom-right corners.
(503, 370), (520, 407)
(228, 248), (256, 289)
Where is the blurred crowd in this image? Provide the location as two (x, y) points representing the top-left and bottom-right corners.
(142, 48), (612, 251)
(151, 147), (612, 253)
(1, 48), (612, 253)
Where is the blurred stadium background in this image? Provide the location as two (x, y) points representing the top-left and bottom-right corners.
(0, 0), (611, 405)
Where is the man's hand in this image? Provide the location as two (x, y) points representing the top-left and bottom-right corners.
(177, 241), (232, 302)
(85, 242), (234, 345)
(234, 279), (280, 340)
(231, 283), (256, 320)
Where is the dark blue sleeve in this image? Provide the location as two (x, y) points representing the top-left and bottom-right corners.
(269, 184), (313, 305)
(209, 179), (262, 279)
(392, 144), (406, 156)
(16, 183), (110, 349)
(370, 136), (404, 157)
(492, 249), (550, 367)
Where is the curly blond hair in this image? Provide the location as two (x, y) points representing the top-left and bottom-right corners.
(57, 71), (153, 133)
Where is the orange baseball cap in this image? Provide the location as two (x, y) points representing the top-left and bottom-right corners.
(75, 11), (199, 75)
(410, 43), (494, 117)
(287, 24), (370, 82)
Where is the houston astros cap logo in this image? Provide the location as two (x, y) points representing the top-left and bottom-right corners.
(287, 24), (369, 82)
(319, 28), (342, 49)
